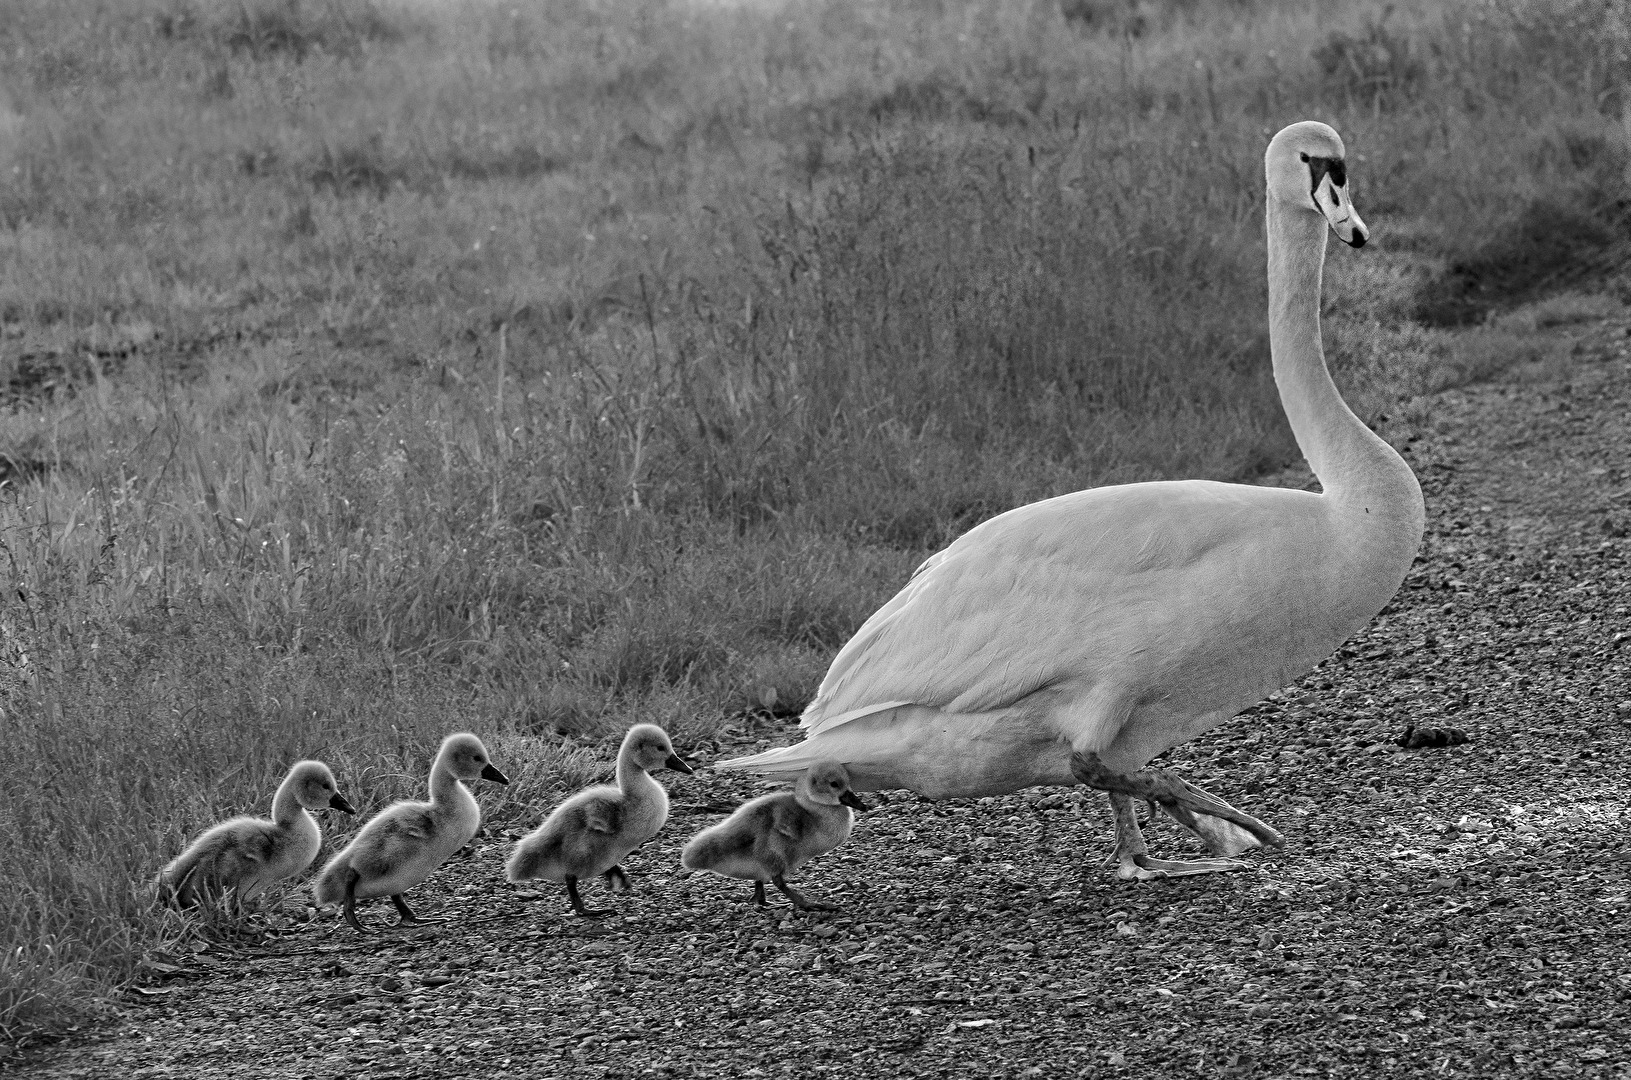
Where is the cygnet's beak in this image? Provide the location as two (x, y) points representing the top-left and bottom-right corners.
(481, 763), (510, 785)
(664, 753), (695, 775)
(1314, 172), (1368, 249)
(329, 792), (357, 814)
(840, 791), (869, 811)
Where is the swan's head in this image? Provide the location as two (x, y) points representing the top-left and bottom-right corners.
(797, 761), (869, 811)
(620, 723), (694, 775)
(436, 732), (509, 785)
(1266, 121), (1368, 248)
(288, 760), (355, 813)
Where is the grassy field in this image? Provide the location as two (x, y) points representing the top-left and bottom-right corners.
(1, 0), (1628, 1037)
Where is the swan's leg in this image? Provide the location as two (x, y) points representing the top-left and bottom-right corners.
(603, 866), (631, 894)
(1073, 751), (1283, 851)
(752, 881), (769, 906)
(390, 894), (443, 927)
(1077, 754), (1277, 877)
(341, 869), (369, 935)
(565, 876), (611, 918)
(1105, 791), (1254, 879)
(771, 875), (839, 912)
(1105, 792), (1154, 881)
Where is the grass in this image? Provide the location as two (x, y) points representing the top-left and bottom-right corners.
(1, 0), (1628, 1039)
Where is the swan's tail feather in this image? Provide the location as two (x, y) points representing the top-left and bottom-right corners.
(713, 742), (823, 776)
(800, 700), (912, 735)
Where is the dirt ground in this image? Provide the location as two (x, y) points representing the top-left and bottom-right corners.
(7, 310), (1630, 1079)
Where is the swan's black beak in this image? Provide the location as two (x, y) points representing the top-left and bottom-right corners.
(330, 792), (356, 814)
(665, 753), (695, 775)
(481, 764), (510, 785)
(1314, 171), (1367, 249)
(840, 791), (869, 811)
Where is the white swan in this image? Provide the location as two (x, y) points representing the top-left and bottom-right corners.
(718, 122), (1423, 880)
(681, 760), (867, 911)
(158, 760), (354, 908)
(312, 733), (508, 932)
(504, 724), (693, 917)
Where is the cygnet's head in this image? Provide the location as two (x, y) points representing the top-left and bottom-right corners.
(288, 760), (355, 813)
(797, 761), (868, 811)
(436, 733), (509, 785)
(620, 723), (693, 775)
(1265, 120), (1368, 248)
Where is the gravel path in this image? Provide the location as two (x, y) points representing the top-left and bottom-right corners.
(8, 312), (1630, 1079)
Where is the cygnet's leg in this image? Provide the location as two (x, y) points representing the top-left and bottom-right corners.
(751, 881), (769, 906)
(341, 869), (370, 935)
(565, 876), (611, 918)
(603, 866), (631, 894)
(391, 894), (443, 927)
(1075, 752), (1280, 878)
(771, 875), (838, 912)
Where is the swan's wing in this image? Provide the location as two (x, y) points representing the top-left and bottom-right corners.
(803, 480), (1302, 734)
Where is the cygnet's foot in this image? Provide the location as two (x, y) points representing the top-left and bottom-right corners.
(603, 866), (632, 894)
(566, 877), (612, 919)
(772, 875), (839, 912)
(390, 895), (445, 927)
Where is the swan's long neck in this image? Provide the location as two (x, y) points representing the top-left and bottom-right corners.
(1266, 201), (1419, 516)
(270, 773), (306, 826)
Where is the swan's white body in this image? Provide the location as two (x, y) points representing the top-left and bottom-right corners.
(159, 760), (352, 907)
(718, 123), (1422, 870)
(313, 733), (507, 929)
(505, 724), (692, 916)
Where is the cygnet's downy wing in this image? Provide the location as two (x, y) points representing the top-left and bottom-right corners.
(178, 820), (275, 896)
(802, 481), (1292, 734)
(768, 799), (812, 843)
(354, 807), (437, 875)
(579, 795), (624, 836)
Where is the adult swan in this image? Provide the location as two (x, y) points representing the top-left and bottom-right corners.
(718, 122), (1424, 879)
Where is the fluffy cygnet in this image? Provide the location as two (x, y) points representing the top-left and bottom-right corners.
(680, 760), (866, 911)
(159, 760), (354, 909)
(312, 733), (508, 932)
(506, 724), (692, 917)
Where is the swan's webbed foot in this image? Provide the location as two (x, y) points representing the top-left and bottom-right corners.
(1102, 792), (1253, 880)
(391, 894), (444, 927)
(566, 876), (611, 918)
(1073, 751), (1284, 857)
(1127, 855), (1251, 879)
(772, 875), (839, 912)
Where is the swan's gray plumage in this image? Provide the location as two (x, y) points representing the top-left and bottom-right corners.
(312, 733), (507, 932)
(506, 723), (691, 917)
(159, 760), (353, 908)
(681, 761), (866, 910)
